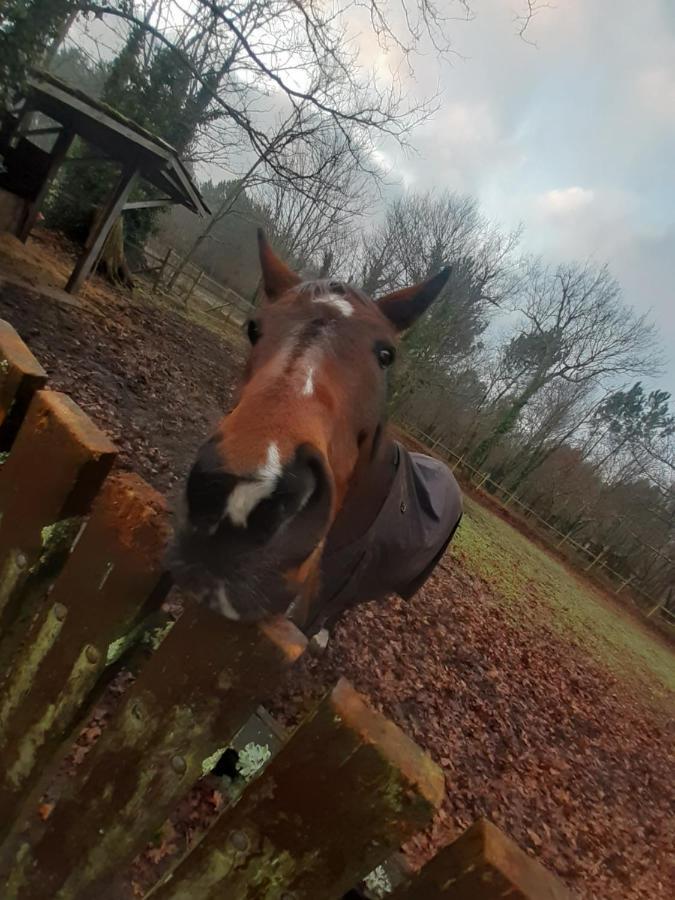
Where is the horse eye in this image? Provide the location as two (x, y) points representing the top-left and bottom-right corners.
(377, 346), (395, 368)
(247, 319), (261, 345)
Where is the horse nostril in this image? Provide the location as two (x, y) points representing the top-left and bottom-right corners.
(242, 444), (328, 538)
(290, 445), (328, 510)
(186, 443), (237, 531)
(248, 443), (332, 562)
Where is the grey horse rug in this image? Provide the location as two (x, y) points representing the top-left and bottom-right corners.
(301, 443), (463, 636)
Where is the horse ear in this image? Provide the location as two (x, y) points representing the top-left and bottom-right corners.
(257, 229), (301, 301)
(377, 267), (452, 332)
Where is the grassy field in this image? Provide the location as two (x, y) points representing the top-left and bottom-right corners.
(452, 495), (675, 707)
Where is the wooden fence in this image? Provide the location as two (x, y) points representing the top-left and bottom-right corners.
(0, 318), (575, 899)
(135, 243), (255, 329)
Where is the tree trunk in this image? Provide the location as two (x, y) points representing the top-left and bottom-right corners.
(43, 8), (78, 65)
(91, 215), (134, 288)
(469, 374), (546, 469)
(506, 442), (558, 491)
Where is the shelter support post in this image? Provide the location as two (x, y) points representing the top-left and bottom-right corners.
(17, 128), (74, 243)
(65, 161), (139, 294)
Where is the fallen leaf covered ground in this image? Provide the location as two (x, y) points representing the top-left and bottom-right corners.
(267, 521), (674, 899)
(1, 232), (673, 899)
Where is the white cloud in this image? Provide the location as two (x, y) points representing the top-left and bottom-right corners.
(524, 187), (641, 263)
(536, 187), (595, 217)
(399, 99), (524, 195)
(391, 0), (675, 391)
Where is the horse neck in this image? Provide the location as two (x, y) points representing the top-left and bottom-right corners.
(324, 431), (398, 553)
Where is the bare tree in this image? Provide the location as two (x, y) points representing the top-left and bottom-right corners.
(165, 115), (373, 292)
(78, 0), (443, 178)
(253, 126), (374, 274)
(470, 260), (662, 467)
(64, 0), (447, 282)
(496, 379), (598, 489)
(72, 0), (552, 183)
(358, 191), (521, 417)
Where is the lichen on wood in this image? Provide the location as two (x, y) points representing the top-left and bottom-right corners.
(149, 678), (443, 900)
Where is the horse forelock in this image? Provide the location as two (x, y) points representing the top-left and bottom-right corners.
(291, 279), (372, 308)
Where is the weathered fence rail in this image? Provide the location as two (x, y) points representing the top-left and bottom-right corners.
(149, 677), (444, 900)
(0, 471), (169, 842)
(0, 318), (575, 899)
(389, 818), (575, 899)
(0, 318), (47, 449)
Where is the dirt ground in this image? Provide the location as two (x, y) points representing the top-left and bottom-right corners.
(1, 231), (673, 900)
(0, 230), (246, 499)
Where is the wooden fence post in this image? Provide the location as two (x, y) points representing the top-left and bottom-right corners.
(389, 819), (575, 899)
(451, 454), (464, 471)
(0, 391), (116, 636)
(0, 472), (170, 843)
(149, 678), (444, 900)
(475, 472), (490, 489)
(184, 268), (204, 308)
(646, 597), (666, 618)
(556, 528), (575, 549)
(152, 248), (174, 292)
(615, 574), (634, 595)
(0, 319), (47, 450)
(9, 608), (306, 899)
(584, 546), (606, 572)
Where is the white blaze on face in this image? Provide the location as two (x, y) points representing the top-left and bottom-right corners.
(314, 293), (353, 318)
(226, 442), (282, 527)
(297, 342), (324, 400)
(299, 288), (351, 396)
(302, 365), (315, 397)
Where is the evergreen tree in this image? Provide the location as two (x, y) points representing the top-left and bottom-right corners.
(0, 0), (79, 106)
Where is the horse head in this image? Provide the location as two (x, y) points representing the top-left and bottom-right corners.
(171, 230), (450, 623)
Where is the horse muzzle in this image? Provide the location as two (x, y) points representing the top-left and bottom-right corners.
(170, 439), (333, 622)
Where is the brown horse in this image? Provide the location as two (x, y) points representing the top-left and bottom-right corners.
(171, 231), (462, 637)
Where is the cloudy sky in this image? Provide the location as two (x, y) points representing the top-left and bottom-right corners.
(371, 0), (675, 393)
(75, 1), (673, 392)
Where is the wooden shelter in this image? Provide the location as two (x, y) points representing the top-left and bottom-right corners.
(0, 71), (208, 293)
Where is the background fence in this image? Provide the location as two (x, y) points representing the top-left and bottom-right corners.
(133, 241), (255, 329)
(399, 422), (675, 626)
(0, 318), (577, 899)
